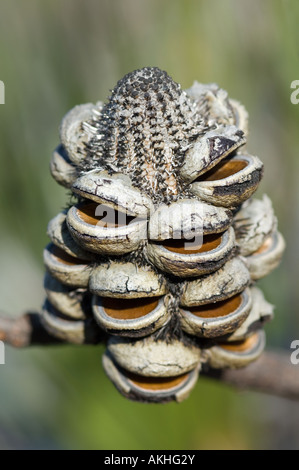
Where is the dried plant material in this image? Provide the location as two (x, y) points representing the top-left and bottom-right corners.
(33, 67), (285, 402)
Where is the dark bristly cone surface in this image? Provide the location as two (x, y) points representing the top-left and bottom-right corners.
(82, 67), (208, 203)
(43, 67), (285, 403)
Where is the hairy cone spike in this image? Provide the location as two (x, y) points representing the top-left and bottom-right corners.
(83, 67), (206, 203)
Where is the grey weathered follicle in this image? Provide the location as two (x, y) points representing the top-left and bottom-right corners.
(66, 202), (148, 255)
(102, 351), (200, 403)
(43, 242), (93, 287)
(107, 335), (202, 377)
(227, 286), (274, 342)
(206, 329), (266, 369)
(180, 125), (246, 184)
(180, 256), (250, 306)
(72, 170), (154, 218)
(89, 262), (167, 299)
(44, 272), (88, 320)
(47, 210), (94, 260)
(146, 226), (236, 278)
(41, 300), (96, 345)
(245, 230), (285, 280)
(148, 199), (233, 241)
(60, 102), (103, 165)
(185, 81), (249, 135)
(179, 287), (252, 338)
(234, 195), (277, 256)
(50, 145), (77, 188)
(190, 154), (264, 208)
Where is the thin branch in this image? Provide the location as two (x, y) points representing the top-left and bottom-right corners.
(0, 312), (63, 347)
(202, 352), (299, 401)
(0, 313), (297, 401)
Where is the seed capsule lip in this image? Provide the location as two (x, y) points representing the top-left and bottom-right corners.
(66, 201), (147, 255)
(180, 125), (246, 184)
(206, 329), (266, 369)
(102, 351), (200, 403)
(146, 226), (235, 278)
(92, 294), (171, 338)
(43, 242), (92, 288)
(190, 154), (264, 208)
(179, 287), (252, 339)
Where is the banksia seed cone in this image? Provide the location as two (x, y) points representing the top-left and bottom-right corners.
(44, 67), (285, 403)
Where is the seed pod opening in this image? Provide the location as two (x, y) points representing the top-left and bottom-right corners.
(179, 287), (252, 338)
(246, 231), (285, 280)
(66, 201), (147, 255)
(89, 262), (167, 299)
(92, 295), (170, 337)
(190, 154), (263, 207)
(206, 330), (266, 369)
(43, 242), (92, 287)
(146, 227), (235, 278)
(102, 351), (199, 403)
(180, 126), (246, 183)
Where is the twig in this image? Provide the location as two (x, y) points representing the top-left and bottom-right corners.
(0, 312), (63, 347)
(0, 313), (297, 401)
(202, 352), (299, 401)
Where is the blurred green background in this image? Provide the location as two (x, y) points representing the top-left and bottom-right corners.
(0, 0), (298, 450)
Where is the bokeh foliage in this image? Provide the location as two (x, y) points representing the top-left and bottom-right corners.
(0, 0), (298, 449)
